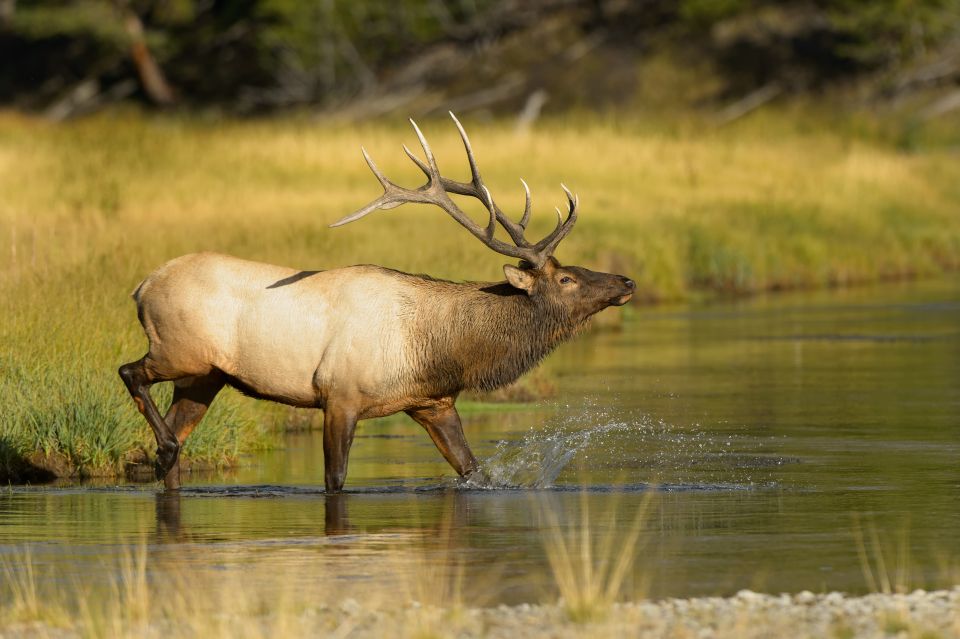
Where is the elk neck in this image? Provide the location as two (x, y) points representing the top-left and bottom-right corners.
(403, 277), (581, 395)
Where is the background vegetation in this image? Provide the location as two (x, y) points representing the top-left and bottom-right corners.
(3, 0), (960, 117)
(1, 1), (959, 482)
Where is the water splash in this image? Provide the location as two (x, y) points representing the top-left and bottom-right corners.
(458, 404), (787, 491)
(460, 419), (641, 489)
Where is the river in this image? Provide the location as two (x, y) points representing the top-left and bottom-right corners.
(2, 277), (958, 604)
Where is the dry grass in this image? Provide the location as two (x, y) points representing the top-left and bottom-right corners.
(537, 490), (653, 622)
(852, 514), (915, 595)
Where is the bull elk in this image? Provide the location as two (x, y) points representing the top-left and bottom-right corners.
(119, 113), (635, 492)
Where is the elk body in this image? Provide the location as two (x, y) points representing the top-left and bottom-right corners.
(119, 114), (635, 491)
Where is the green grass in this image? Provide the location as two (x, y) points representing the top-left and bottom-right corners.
(1, 107), (959, 481)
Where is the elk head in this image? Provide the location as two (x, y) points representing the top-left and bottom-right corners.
(502, 257), (635, 325)
(331, 112), (635, 322)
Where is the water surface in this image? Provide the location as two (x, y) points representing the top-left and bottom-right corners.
(2, 278), (958, 603)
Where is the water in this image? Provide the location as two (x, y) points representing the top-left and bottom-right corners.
(2, 278), (958, 603)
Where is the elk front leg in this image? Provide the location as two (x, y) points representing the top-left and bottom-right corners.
(406, 402), (479, 477)
(323, 405), (358, 493)
(118, 357), (180, 488)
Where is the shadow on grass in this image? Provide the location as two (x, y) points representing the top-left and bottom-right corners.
(0, 438), (58, 484)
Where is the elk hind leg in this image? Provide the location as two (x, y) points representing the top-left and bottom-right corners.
(323, 405), (358, 493)
(161, 372), (225, 488)
(118, 356), (180, 486)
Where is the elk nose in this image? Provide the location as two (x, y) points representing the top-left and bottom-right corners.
(622, 277), (636, 290)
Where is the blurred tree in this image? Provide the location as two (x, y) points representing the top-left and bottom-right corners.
(0, 0), (15, 25)
(0, 0), (957, 115)
(679, 0), (960, 92)
(115, 0), (174, 104)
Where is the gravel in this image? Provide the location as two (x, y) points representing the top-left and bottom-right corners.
(291, 587), (960, 638)
(2, 587), (958, 638)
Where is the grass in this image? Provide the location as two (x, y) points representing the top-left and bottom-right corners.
(852, 513), (914, 595)
(537, 490), (652, 622)
(1, 107), (959, 481)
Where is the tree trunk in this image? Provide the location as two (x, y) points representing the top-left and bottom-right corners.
(116, 1), (175, 105)
(0, 0), (16, 26)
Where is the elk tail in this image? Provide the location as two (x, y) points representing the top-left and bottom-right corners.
(131, 279), (147, 302)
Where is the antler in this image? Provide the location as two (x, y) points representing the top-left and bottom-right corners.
(330, 112), (578, 268)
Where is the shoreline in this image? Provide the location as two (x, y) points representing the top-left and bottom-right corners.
(189, 588), (960, 639)
(3, 589), (957, 638)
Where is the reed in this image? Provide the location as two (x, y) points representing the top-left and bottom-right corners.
(536, 490), (652, 622)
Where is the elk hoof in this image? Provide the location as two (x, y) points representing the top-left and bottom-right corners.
(460, 467), (492, 488)
(155, 441), (181, 481)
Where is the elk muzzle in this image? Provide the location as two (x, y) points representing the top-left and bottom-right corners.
(611, 276), (635, 306)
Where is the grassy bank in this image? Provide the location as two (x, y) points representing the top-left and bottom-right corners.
(1, 108), (959, 482)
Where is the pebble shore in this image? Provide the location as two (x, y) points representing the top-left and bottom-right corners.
(325, 588), (960, 639)
(2, 588), (958, 638)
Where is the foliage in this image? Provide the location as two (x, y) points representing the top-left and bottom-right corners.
(2, 0), (959, 111)
(1, 0), (500, 111)
(679, 0), (960, 91)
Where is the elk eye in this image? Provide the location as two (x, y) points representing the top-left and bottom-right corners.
(559, 276), (574, 285)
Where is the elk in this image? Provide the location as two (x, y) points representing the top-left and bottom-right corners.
(118, 113), (635, 492)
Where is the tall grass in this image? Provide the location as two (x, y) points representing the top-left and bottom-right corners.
(537, 490), (652, 622)
(1, 108), (958, 480)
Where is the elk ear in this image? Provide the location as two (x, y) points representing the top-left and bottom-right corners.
(503, 264), (536, 294)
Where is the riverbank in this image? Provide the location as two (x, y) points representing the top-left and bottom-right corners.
(253, 589), (960, 638)
(3, 589), (957, 638)
(1, 109), (959, 482)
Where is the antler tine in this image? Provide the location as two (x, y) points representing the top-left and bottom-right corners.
(480, 186), (498, 239)
(361, 146), (391, 189)
(519, 178), (532, 230)
(329, 192), (398, 227)
(409, 119), (441, 181)
(533, 183), (579, 254)
(560, 183), (577, 209)
(402, 144), (431, 179)
(330, 147), (410, 227)
(446, 111), (534, 247)
(449, 111), (483, 188)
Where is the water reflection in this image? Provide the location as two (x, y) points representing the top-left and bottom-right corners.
(325, 493), (351, 535)
(1, 278), (958, 602)
(153, 490), (360, 539)
(155, 491), (182, 540)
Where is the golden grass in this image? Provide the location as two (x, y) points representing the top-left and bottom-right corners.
(2, 109), (959, 293)
(537, 490), (652, 622)
(1, 107), (958, 480)
(852, 514), (915, 595)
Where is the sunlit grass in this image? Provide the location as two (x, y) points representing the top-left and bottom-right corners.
(537, 490), (652, 622)
(852, 513), (915, 595)
(1, 107), (959, 480)
(847, 514), (960, 639)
